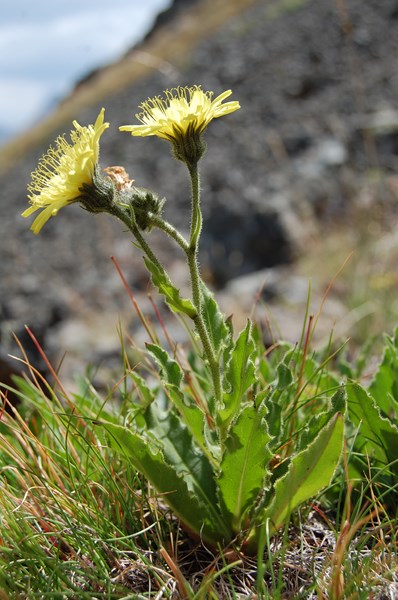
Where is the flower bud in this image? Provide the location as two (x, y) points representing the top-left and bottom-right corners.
(171, 128), (207, 167)
(126, 187), (165, 231)
(78, 166), (116, 214)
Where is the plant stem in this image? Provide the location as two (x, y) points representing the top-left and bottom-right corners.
(111, 184), (222, 404)
(187, 162), (222, 404)
(188, 164), (203, 254)
(149, 214), (190, 253)
(187, 162), (203, 311)
(110, 204), (165, 277)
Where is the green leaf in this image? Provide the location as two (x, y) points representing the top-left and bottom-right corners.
(276, 362), (293, 388)
(259, 354), (295, 441)
(143, 402), (231, 534)
(298, 387), (346, 451)
(347, 381), (398, 468)
(262, 412), (344, 533)
(129, 371), (155, 409)
(301, 354), (340, 395)
(200, 281), (232, 359)
(146, 343), (211, 456)
(331, 385), (346, 414)
(167, 386), (214, 462)
(368, 328), (398, 417)
(101, 421), (230, 545)
(144, 257), (197, 318)
(144, 405), (212, 494)
(217, 404), (273, 530)
(146, 343), (183, 388)
(220, 321), (257, 431)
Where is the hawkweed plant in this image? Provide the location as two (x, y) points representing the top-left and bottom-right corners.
(21, 85), (344, 554)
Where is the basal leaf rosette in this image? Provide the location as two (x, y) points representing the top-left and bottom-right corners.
(119, 86), (240, 166)
(22, 109), (109, 233)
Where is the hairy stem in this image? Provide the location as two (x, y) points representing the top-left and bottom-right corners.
(111, 186), (221, 405)
(110, 204), (166, 280)
(149, 214), (190, 253)
(187, 162), (222, 404)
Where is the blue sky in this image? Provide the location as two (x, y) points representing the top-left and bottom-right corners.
(0, 0), (170, 142)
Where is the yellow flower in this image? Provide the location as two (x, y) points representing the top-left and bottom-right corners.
(23, 109), (109, 234)
(119, 86), (240, 164)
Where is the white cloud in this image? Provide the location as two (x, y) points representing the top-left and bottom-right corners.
(46, 6), (162, 67)
(0, 6), (163, 77)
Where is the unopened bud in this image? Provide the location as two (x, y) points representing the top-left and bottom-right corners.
(127, 187), (165, 231)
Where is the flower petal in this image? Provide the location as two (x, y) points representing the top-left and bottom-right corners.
(119, 86), (240, 143)
(23, 109), (109, 233)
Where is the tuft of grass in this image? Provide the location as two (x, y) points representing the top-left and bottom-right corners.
(0, 344), (179, 596)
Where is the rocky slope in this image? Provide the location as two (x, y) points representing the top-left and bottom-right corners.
(1, 0), (398, 377)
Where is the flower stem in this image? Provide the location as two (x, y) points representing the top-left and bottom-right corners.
(188, 163), (203, 311)
(149, 214), (190, 253)
(188, 163), (203, 254)
(111, 184), (222, 405)
(187, 162), (222, 404)
(110, 204), (165, 276)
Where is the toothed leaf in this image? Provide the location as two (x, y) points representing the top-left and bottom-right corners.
(144, 257), (197, 317)
(263, 412), (344, 533)
(217, 404), (273, 530)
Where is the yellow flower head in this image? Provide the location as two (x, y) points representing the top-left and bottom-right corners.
(119, 86), (240, 165)
(23, 109), (109, 233)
